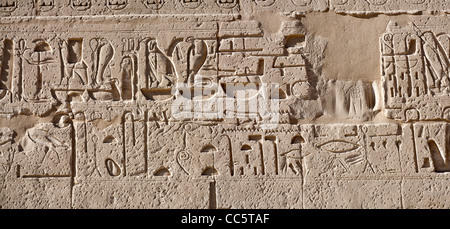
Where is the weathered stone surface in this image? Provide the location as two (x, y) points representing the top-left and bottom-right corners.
(216, 179), (303, 209)
(304, 178), (403, 209)
(72, 180), (211, 209)
(403, 177), (450, 209)
(331, 0), (449, 15)
(0, 1), (449, 209)
(0, 0), (448, 17)
(0, 178), (71, 209)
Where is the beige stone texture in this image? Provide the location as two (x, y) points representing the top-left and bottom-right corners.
(0, 0), (449, 209)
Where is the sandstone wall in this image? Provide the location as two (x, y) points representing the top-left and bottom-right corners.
(0, 0), (449, 209)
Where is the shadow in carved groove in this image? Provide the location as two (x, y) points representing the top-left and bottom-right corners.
(428, 140), (450, 172)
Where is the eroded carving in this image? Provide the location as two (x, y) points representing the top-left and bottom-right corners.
(381, 17), (450, 121)
(143, 0), (164, 10)
(1, 6), (450, 210)
(216, 0), (238, 9)
(0, 0), (446, 17)
(180, 0), (202, 9)
(0, 0), (17, 13)
(71, 0), (91, 11)
(16, 113), (73, 178)
(35, 0), (55, 12)
(331, 0), (447, 14)
(106, 0), (129, 11)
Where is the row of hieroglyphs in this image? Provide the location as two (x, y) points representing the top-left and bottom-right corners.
(0, 16), (449, 183)
(0, 0), (447, 16)
(0, 20), (321, 123)
(0, 10), (449, 210)
(2, 119), (450, 182)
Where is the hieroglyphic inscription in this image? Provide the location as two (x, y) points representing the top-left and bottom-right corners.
(0, 2), (449, 209)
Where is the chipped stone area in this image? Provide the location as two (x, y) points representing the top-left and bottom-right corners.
(0, 1), (449, 209)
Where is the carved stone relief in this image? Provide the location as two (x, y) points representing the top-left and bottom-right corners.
(0, 0), (448, 17)
(0, 1), (449, 209)
(381, 17), (450, 122)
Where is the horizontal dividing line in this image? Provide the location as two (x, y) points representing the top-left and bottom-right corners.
(0, 30), (218, 34)
(17, 176), (450, 181)
(306, 176), (410, 181)
(0, 13), (241, 20)
(218, 49), (264, 52)
(21, 175), (71, 179)
(400, 175), (450, 180)
(74, 180), (213, 184)
(76, 178), (304, 183)
(18, 177), (450, 182)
